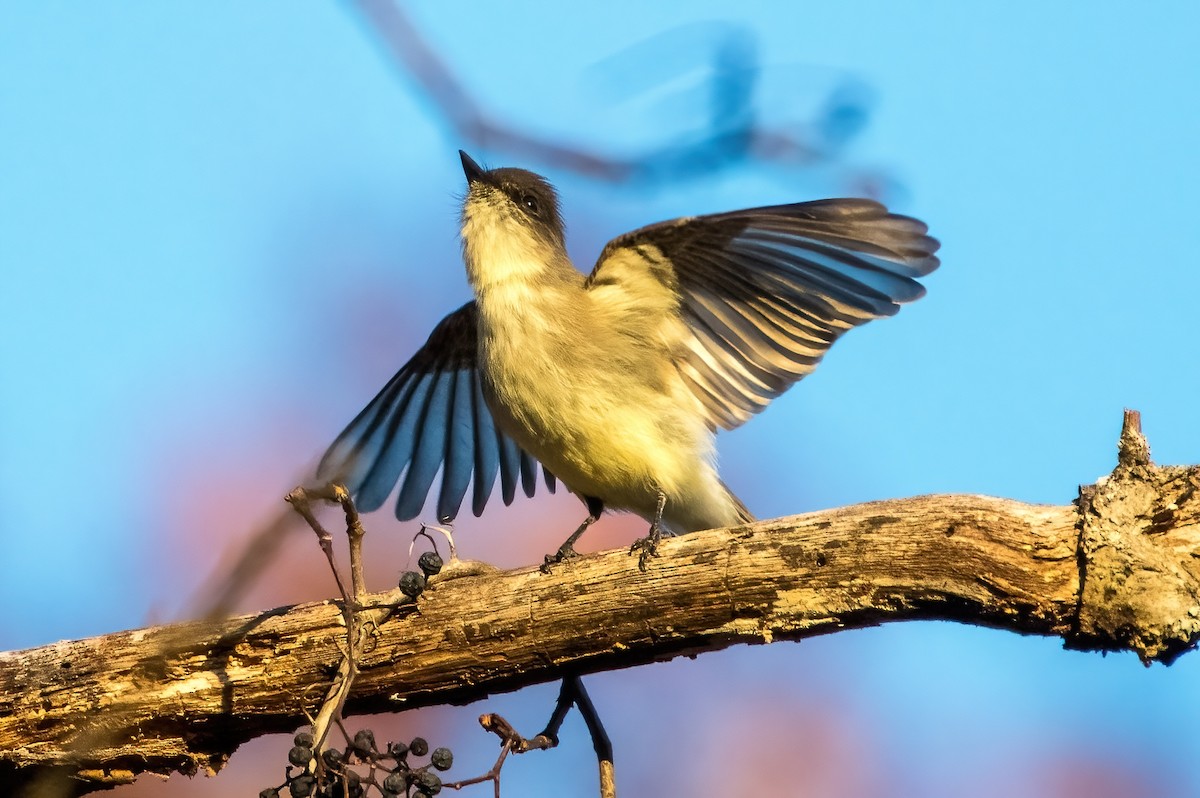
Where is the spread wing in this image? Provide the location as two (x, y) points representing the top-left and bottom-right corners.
(318, 302), (555, 521)
(587, 199), (940, 430)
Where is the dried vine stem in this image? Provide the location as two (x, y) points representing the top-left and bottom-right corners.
(1, 411), (1198, 795)
(285, 483), (373, 766)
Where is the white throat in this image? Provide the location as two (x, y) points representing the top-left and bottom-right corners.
(461, 201), (555, 294)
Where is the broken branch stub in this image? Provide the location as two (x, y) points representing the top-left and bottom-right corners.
(1070, 410), (1200, 664)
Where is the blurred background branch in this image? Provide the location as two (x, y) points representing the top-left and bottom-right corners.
(350, 0), (889, 193)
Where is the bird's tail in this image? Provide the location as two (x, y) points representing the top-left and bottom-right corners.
(721, 480), (756, 524)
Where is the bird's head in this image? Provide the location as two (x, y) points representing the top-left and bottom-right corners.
(458, 150), (568, 290)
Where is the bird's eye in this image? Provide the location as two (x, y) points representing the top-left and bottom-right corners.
(521, 194), (539, 215)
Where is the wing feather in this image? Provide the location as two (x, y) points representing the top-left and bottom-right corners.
(496, 428), (522, 505)
(470, 376), (500, 516)
(586, 199), (939, 430)
(435, 367), (476, 521)
(318, 302), (552, 521)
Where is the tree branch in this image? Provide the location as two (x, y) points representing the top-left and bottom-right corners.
(2, 412), (1197, 794)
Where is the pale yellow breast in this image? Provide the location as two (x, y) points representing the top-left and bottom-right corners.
(477, 275), (713, 512)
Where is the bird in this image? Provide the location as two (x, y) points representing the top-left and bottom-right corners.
(318, 150), (939, 567)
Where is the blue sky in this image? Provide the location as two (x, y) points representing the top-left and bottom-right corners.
(2, 3), (1199, 796)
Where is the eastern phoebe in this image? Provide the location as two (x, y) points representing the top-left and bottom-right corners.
(319, 151), (939, 566)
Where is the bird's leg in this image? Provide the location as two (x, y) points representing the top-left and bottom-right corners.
(542, 496), (604, 572)
(630, 488), (668, 571)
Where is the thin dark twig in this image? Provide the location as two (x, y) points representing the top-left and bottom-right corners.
(333, 716), (355, 748)
(285, 485), (353, 606)
(569, 677), (615, 797)
(445, 677), (616, 796)
(533, 677), (576, 748)
(444, 739), (512, 796)
(443, 686), (567, 794)
(284, 483), (370, 769)
(333, 484), (368, 602)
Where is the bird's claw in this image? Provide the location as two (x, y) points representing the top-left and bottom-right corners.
(629, 524), (663, 571)
(540, 543), (579, 573)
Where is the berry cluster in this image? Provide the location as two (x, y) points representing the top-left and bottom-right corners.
(260, 546), (455, 796)
(260, 729), (455, 798)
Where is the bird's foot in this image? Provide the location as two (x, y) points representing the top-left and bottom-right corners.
(540, 542), (580, 574)
(629, 524), (664, 572)
(541, 502), (602, 574)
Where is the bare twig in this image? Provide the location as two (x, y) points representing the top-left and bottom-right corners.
(285, 484), (353, 607)
(446, 676), (614, 796)
(443, 737), (510, 797)
(531, 677), (576, 751)
(285, 483), (372, 769)
(569, 678), (615, 798)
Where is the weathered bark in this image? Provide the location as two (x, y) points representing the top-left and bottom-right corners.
(1, 411), (1197, 794)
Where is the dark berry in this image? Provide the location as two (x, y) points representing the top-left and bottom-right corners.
(352, 728), (376, 757)
(415, 770), (442, 795)
(287, 745), (312, 767)
(321, 747), (344, 769)
(418, 551), (444, 576)
(409, 736), (429, 757)
(430, 747), (453, 771)
(382, 772), (408, 793)
(293, 731), (314, 748)
(388, 740), (409, 759)
(399, 571), (425, 597)
(289, 774), (315, 797)
(259, 789), (280, 798)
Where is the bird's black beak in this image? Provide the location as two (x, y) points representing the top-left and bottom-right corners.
(459, 150), (486, 185)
